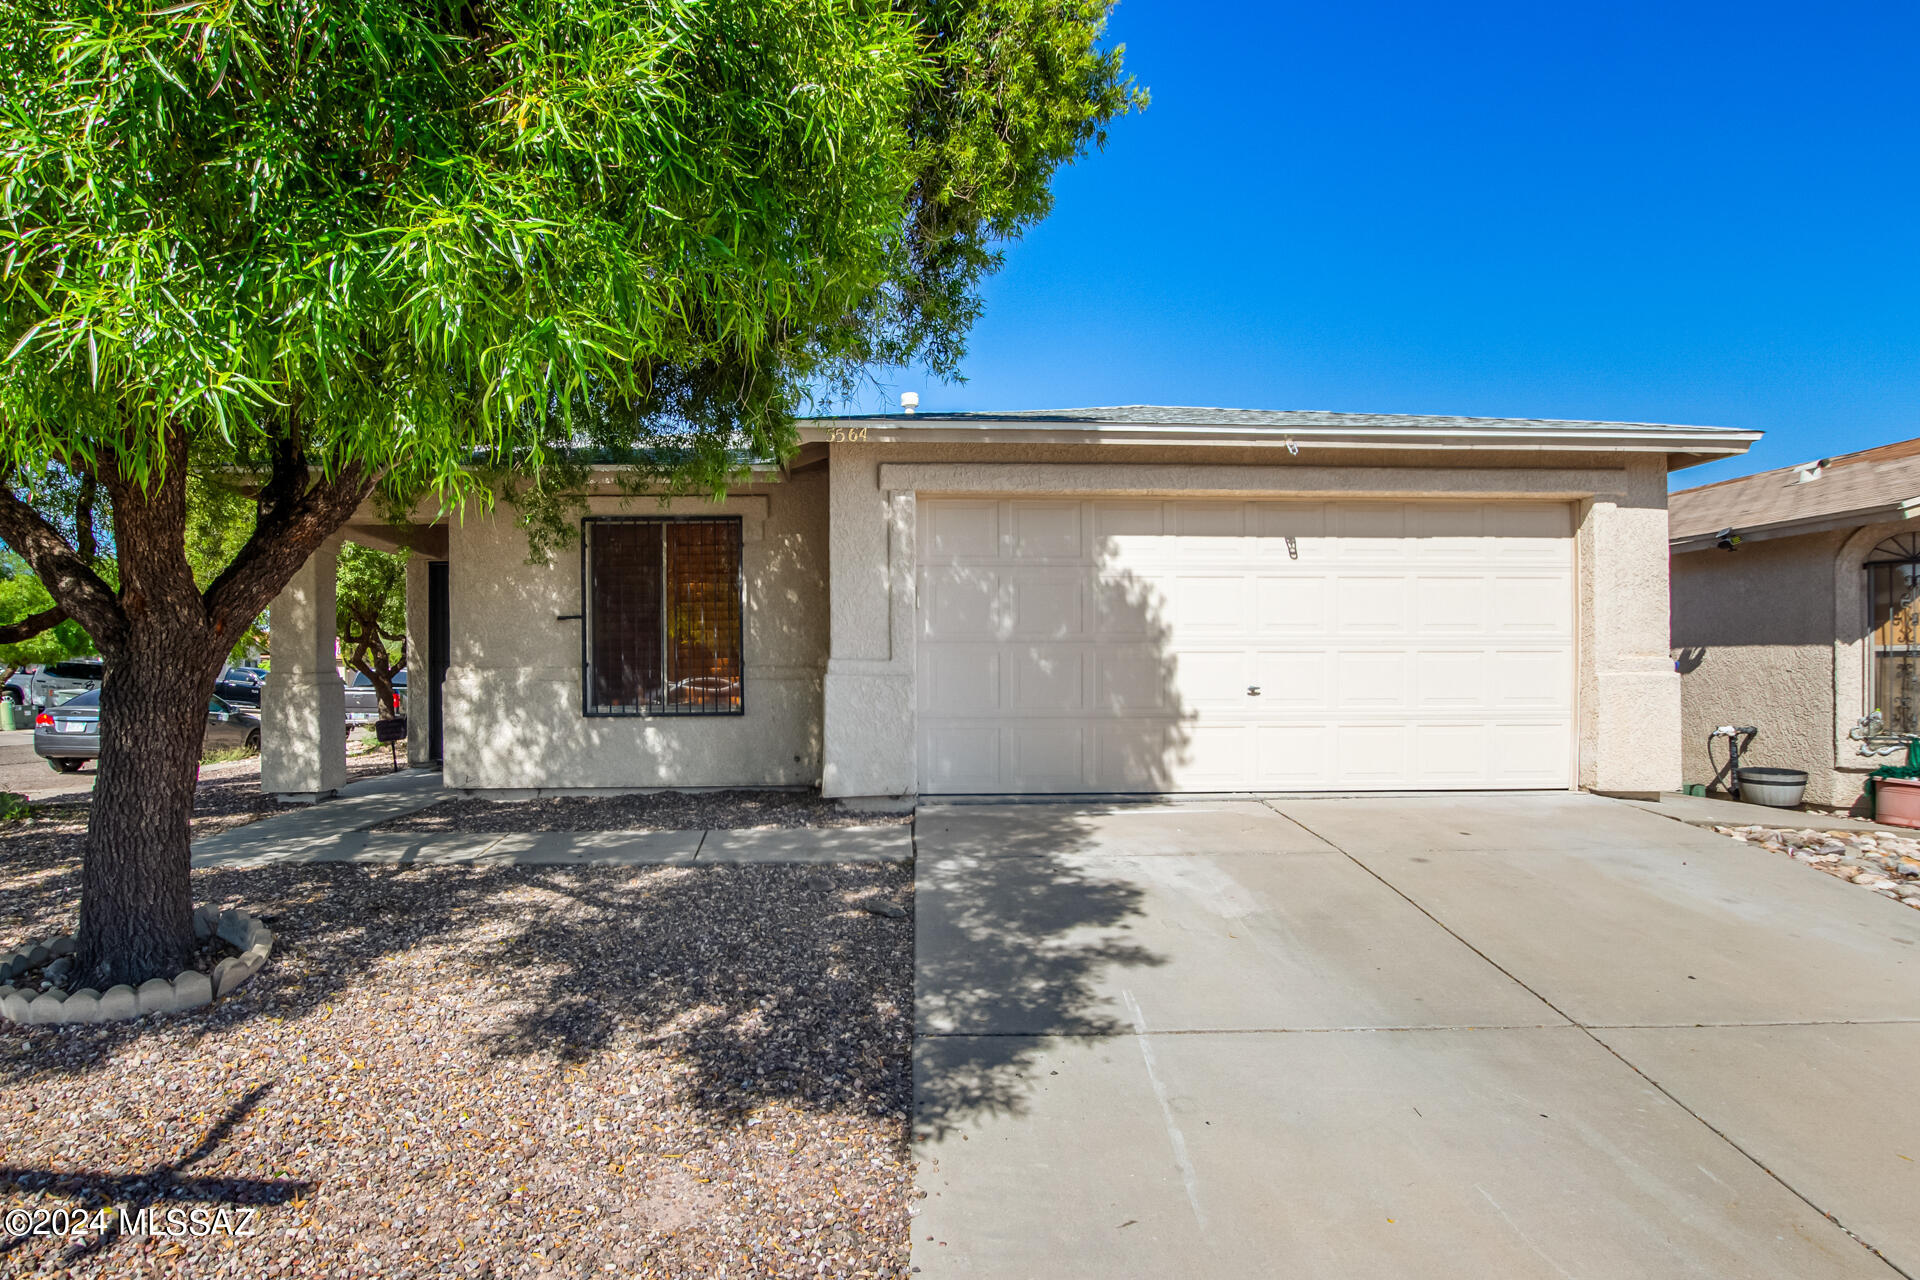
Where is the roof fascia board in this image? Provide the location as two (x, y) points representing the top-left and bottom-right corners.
(1669, 499), (1920, 553)
(802, 419), (1759, 455)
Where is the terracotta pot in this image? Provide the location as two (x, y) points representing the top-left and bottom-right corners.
(1874, 776), (1920, 829)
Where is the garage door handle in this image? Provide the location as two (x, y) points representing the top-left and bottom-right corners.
(1247, 685), (1261, 696)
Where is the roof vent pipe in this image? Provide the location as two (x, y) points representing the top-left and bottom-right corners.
(900, 392), (919, 415)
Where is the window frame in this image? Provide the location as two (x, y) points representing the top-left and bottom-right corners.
(1864, 533), (1920, 739)
(580, 515), (746, 719)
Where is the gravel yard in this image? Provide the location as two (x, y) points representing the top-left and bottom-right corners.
(377, 790), (912, 835)
(1717, 822), (1920, 909)
(0, 768), (915, 1278)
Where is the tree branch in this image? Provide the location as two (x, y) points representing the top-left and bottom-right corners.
(0, 603), (68, 645)
(0, 482), (127, 652)
(203, 458), (378, 637)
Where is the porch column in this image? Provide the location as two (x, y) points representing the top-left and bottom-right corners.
(260, 537), (347, 799)
(403, 553), (432, 767)
(821, 443), (917, 798)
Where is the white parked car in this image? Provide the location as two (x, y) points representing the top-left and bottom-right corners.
(23, 660), (104, 711)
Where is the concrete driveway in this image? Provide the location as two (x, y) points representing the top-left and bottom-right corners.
(911, 795), (1920, 1279)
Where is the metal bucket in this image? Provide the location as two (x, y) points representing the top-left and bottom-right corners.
(1737, 766), (1808, 808)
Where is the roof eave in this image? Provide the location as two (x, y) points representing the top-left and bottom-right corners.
(799, 418), (1762, 455)
(1670, 498), (1920, 554)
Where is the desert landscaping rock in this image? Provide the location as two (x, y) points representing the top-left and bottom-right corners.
(1717, 823), (1920, 909)
(0, 773), (915, 1279)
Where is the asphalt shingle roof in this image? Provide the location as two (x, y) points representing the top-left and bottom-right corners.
(818, 404), (1739, 435)
(1670, 438), (1920, 543)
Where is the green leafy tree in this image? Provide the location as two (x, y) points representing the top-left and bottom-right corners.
(0, 0), (1140, 987)
(337, 545), (408, 718)
(0, 555), (95, 675)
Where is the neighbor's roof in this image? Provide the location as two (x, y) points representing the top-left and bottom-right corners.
(1670, 437), (1920, 551)
(802, 405), (1758, 465)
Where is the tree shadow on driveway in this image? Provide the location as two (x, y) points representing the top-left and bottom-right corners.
(910, 804), (1167, 1139)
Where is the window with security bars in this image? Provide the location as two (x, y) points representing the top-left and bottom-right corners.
(584, 518), (743, 716)
(1868, 533), (1920, 737)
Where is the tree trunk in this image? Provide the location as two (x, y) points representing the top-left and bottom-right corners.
(74, 629), (221, 990)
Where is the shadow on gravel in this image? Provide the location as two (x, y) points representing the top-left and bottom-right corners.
(0, 1085), (310, 1266)
(1, 821), (916, 1122)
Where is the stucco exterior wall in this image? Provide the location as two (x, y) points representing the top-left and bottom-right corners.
(820, 441), (1683, 797)
(1673, 519), (1919, 813)
(440, 474), (828, 791)
(1672, 531), (1842, 801)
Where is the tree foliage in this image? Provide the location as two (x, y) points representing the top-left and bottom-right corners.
(0, 0), (1140, 986)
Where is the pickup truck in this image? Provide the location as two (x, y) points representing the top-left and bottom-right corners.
(344, 670), (407, 725)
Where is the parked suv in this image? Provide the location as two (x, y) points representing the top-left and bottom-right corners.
(26, 660), (104, 711)
(214, 666), (268, 706)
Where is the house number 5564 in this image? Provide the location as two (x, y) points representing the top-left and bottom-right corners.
(828, 427), (870, 442)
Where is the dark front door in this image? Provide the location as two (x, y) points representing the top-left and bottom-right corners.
(427, 560), (450, 762)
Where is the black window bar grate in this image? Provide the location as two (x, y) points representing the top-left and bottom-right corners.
(583, 517), (743, 717)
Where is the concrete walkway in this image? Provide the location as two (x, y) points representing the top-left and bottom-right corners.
(1621, 788), (1915, 836)
(191, 772), (911, 867)
(912, 794), (1920, 1279)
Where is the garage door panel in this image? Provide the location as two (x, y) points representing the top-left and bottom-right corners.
(921, 567), (1001, 641)
(1009, 645), (1089, 712)
(1491, 502), (1574, 541)
(1092, 573), (1165, 638)
(1006, 724), (1090, 792)
(918, 497), (1573, 793)
(1166, 575), (1250, 637)
(922, 725), (1001, 792)
(1094, 647), (1176, 715)
(1173, 648), (1253, 708)
(923, 500), (1001, 560)
(1492, 575), (1573, 635)
(1253, 502), (1328, 541)
(1329, 503), (1407, 551)
(1414, 650), (1488, 709)
(1492, 649), (1573, 708)
(1336, 725), (1410, 785)
(1255, 577), (1329, 635)
(1008, 501), (1084, 559)
(1407, 502), (1488, 543)
(1253, 651), (1332, 709)
(1170, 502), (1248, 539)
(1335, 576), (1410, 635)
(1255, 724), (1334, 788)
(1174, 723), (1256, 789)
(1413, 576), (1490, 635)
(922, 646), (1002, 715)
(1097, 721), (1177, 791)
(1005, 570), (1088, 640)
(1491, 723), (1572, 785)
(1335, 651), (1410, 709)
(1413, 723), (1491, 784)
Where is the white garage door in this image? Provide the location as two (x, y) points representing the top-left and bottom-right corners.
(915, 498), (1574, 793)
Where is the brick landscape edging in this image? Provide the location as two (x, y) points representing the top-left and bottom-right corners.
(0, 906), (274, 1025)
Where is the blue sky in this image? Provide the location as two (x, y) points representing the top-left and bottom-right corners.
(834, 1), (1919, 489)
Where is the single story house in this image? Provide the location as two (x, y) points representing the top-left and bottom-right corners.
(1671, 438), (1920, 813)
(259, 406), (1757, 802)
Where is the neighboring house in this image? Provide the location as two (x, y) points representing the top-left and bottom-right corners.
(260, 406), (1756, 801)
(1670, 439), (1920, 813)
